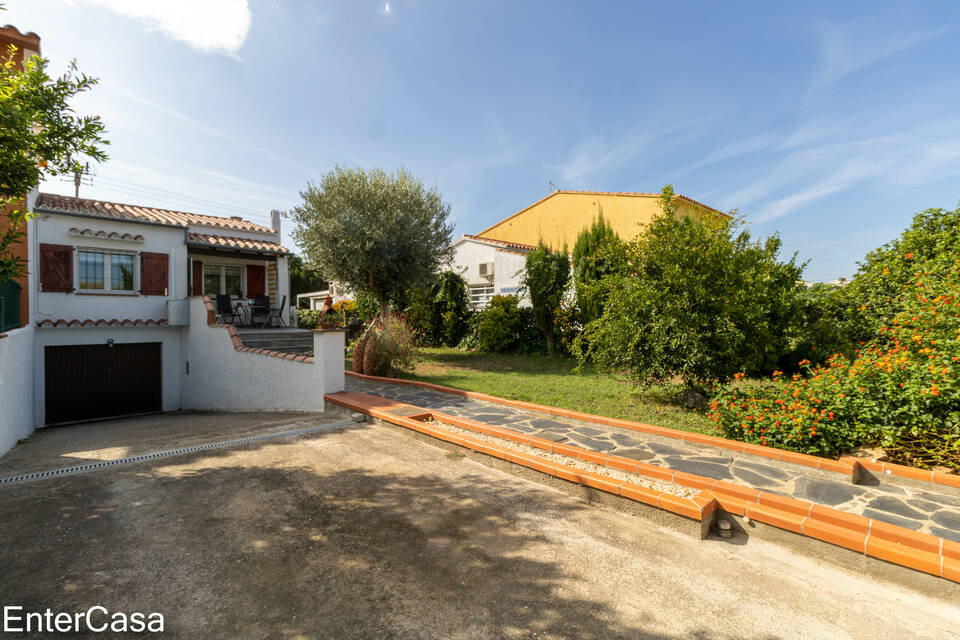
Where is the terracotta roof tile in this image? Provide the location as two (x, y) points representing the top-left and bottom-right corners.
(187, 232), (290, 255)
(462, 235), (536, 251)
(35, 193), (274, 234)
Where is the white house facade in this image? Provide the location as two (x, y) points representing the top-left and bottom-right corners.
(11, 192), (343, 432)
(448, 235), (532, 309)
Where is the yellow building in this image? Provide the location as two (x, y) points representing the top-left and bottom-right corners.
(476, 190), (724, 250)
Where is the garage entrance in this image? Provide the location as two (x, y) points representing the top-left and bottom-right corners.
(44, 342), (162, 425)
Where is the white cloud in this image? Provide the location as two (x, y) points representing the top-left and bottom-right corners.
(813, 20), (946, 88)
(84, 0), (252, 55)
(381, 3), (392, 16)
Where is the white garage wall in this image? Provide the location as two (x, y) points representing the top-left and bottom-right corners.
(181, 297), (343, 412)
(0, 326), (35, 456)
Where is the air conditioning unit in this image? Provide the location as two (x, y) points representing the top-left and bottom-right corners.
(479, 262), (495, 277)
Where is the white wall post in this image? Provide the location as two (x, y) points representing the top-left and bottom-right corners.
(314, 329), (345, 394)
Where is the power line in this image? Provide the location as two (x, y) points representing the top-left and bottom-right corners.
(95, 175), (278, 218)
(89, 179), (275, 222)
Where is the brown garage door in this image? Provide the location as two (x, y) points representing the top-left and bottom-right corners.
(45, 342), (162, 425)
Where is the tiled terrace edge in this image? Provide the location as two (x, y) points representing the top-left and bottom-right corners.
(327, 389), (960, 584)
(344, 370), (960, 491)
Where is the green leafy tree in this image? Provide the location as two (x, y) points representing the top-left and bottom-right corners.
(521, 240), (570, 355)
(407, 270), (471, 347)
(288, 254), (328, 308)
(571, 211), (627, 322)
(290, 166), (454, 318)
(576, 185), (805, 390)
(1, 35), (108, 282)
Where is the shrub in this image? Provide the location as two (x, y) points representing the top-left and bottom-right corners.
(576, 185), (805, 390)
(405, 271), (471, 347)
(361, 316), (417, 376)
(709, 264), (960, 468)
(297, 309), (319, 330)
(553, 301), (582, 356)
(521, 241), (570, 355)
(477, 295), (523, 353)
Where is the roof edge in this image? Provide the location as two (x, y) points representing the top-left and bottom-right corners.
(474, 189), (728, 238)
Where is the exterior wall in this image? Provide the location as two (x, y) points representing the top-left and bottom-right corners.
(32, 326), (183, 427)
(188, 252), (277, 298)
(32, 212), (188, 324)
(478, 192), (713, 250)
(0, 326), (35, 455)
(181, 297), (338, 412)
(449, 239), (529, 307)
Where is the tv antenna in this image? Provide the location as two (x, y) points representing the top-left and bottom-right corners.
(548, 180), (558, 192)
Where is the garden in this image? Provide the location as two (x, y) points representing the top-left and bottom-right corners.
(289, 170), (960, 472)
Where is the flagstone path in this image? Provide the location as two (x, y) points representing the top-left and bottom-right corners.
(346, 376), (960, 543)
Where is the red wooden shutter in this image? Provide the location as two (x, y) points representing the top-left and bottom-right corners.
(191, 260), (203, 296)
(140, 252), (169, 296)
(39, 243), (74, 292)
(247, 264), (265, 297)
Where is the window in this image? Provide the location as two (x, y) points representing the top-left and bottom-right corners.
(469, 284), (495, 309)
(79, 250), (135, 292)
(79, 251), (104, 290)
(202, 263), (245, 296)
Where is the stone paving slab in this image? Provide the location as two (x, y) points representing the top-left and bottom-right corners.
(347, 377), (960, 542)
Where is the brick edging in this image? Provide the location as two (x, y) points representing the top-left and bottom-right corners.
(199, 296), (314, 363)
(344, 370), (960, 489)
(328, 389), (960, 583)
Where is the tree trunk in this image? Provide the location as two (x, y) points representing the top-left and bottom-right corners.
(545, 330), (554, 356)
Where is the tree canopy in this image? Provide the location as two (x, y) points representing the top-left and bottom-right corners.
(576, 186), (805, 389)
(521, 240), (570, 355)
(289, 166), (453, 317)
(1, 37), (108, 282)
(571, 211), (627, 323)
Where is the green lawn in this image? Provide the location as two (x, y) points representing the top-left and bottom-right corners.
(392, 348), (714, 435)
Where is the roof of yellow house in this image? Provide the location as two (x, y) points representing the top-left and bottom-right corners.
(475, 189), (726, 238)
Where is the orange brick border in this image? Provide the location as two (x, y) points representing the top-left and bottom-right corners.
(345, 370), (960, 490)
(327, 389), (960, 584)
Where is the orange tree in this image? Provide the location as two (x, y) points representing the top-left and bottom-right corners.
(708, 258), (960, 468)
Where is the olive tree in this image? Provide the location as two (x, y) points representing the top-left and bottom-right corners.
(1, 34), (108, 282)
(290, 166), (454, 318)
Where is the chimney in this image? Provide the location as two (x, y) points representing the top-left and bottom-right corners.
(270, 209), (281, 235)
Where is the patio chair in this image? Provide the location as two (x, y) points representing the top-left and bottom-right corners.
(248, 296), (271, 328)
(215, 294), (242, 324)
(261, 294), (287, 329)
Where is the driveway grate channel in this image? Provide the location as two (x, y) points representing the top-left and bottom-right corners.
(0, 419), (359, 487)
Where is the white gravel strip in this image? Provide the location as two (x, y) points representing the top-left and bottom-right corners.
(427, 419), (695, 499)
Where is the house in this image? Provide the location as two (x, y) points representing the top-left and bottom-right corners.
(448, 190), (723, 309)
(475, 190), (723, 249)
(448, 235), (534, 309)
(25, 192), (306, 427)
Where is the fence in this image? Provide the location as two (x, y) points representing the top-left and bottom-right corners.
(0, 279), (21, 332)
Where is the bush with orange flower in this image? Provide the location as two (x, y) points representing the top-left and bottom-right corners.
(709, 261), (960, 469)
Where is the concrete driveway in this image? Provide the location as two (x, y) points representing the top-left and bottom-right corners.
(0, 412), (957, 639)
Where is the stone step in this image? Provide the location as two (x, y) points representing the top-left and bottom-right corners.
(241, 336), (314, 347)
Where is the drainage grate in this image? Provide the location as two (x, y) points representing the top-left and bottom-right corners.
(0, 419), (359, 487)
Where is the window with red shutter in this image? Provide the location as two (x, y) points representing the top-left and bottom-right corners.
(140, 252), (169, 296)
(39, 244), (74, 292)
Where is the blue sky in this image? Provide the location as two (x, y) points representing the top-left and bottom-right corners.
(8, 0), (960, 281)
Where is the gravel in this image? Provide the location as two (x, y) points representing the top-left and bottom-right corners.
(426, 419), (695, 498)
